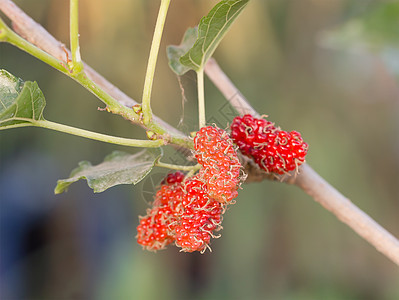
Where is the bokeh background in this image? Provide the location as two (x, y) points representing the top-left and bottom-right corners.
(1, 0), (399, 299)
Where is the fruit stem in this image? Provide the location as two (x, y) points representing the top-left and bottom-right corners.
(197, 68), (206, 128)
(156, 160), (201, 171)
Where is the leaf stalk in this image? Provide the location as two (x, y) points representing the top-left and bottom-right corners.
(141, 0), (171, 125)
(156, 160), (201, 172)
(69, 0), (84, 74)
(33, 120), (165, 147)
(197, 68), (206, 128)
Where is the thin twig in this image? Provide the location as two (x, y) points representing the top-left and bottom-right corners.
(204, 58), (399, 267)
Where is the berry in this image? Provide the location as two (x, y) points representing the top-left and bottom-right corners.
(137, 172), (223, 253)
(194, 126), (242, 203)
(161, 171), (185, 185)
(174, 175), (222, 252)
(231, 114), (276, 156)
(137, 173), (185, 251)
(154, 172), (185, 207)
(136, 205), (176, 251)
(231, 114), (308, 174)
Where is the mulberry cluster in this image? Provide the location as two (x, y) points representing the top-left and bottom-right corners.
(137, 125), (243, 253)
(231, 114), (308, 174)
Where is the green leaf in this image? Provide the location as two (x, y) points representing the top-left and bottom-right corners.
(179, 0), (249, 72)
(0, 69), (46, 129)
(54, 149), (163, 194)
(167, 27), (198, 75)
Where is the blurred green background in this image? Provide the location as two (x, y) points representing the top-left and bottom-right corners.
(1, 0), (398, 299)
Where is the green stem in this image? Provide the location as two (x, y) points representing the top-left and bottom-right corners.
(0, 123), (33, 130)
(74, 72), (139, 121)
(197, 68), (206, 128)
(69, 0), (84, 73)
(33, 120), (164, 147)
(0, 18), (68, 74)
(146, 119), (193, 149)
(156, 160), (201, 171)
(141, 0), (171, 125)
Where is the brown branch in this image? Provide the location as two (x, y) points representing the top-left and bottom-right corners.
(204, 59), (399, 267)
(295, 164), (399, 266)
(2, 0), (399, 266)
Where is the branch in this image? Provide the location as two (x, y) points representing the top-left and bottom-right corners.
(294, 164), (399, 266)
(204, 58), (399, 267)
